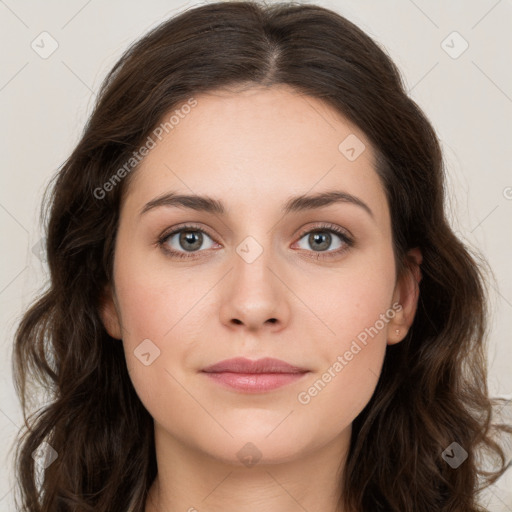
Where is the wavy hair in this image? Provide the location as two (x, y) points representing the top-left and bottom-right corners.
(11, 1), (511, 511)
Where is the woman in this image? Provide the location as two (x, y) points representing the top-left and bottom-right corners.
(12, 1), (511, 511)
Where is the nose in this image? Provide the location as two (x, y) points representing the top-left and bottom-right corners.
(218, 250), (291, 333)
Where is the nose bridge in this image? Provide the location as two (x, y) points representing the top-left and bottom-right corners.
(229, 207), (278, 272)
(233, 231), (278, 298)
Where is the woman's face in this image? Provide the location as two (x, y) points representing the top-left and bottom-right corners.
(101, 84), (419, 467)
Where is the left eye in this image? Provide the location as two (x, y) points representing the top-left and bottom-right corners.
(294, 229), (350, 253)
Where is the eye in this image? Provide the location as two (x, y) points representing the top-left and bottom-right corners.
(293, 223), (354, 259)
(157, 224), (219, 259)
(157, 222), (354, 260)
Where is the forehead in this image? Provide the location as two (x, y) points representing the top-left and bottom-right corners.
(122, 84), (389, 223)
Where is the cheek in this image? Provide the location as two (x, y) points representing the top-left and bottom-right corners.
(316, 254), (396, 350)
(295, 255), (395, 425)
(114, 248), (201, 341)
(111, 250), (184, 392)
(295, 340), (386, 447)
(293, 281), (392, 443)
(115, 268), (200, 426)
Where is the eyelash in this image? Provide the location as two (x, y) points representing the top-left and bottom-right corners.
(156, 223), (354, 261)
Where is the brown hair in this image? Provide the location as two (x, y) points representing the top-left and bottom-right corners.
(12, 1), (511, 511)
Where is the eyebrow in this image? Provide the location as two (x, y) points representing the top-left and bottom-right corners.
(139, 190), (374, 218)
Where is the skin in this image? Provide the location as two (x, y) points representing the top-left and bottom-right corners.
(100, 84), (422, 512)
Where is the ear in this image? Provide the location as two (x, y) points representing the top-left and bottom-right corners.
(387, 247), (422, 345)
(98, 284), (123, 340)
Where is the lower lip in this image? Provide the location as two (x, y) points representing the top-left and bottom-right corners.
(202, 371), (308, 392)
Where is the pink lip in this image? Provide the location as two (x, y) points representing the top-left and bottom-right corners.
(201, 357), (309, 393)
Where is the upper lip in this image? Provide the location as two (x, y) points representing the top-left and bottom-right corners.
(202, 357), (309, 374)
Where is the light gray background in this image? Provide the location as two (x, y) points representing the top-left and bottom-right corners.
(1, 0), (511, 510)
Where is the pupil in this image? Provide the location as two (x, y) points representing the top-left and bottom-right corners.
(180, 231), (202, 251)
(311, 232), (330, 251)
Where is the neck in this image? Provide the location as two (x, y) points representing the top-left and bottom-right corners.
(145, 423), (351, 512)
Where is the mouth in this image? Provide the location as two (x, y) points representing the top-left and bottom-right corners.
(201, 357), (310, 393)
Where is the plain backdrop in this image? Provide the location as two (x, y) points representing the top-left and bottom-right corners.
(1, 0), (511, 509)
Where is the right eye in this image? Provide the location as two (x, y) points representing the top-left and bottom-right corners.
(157, 225), (220, 259)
